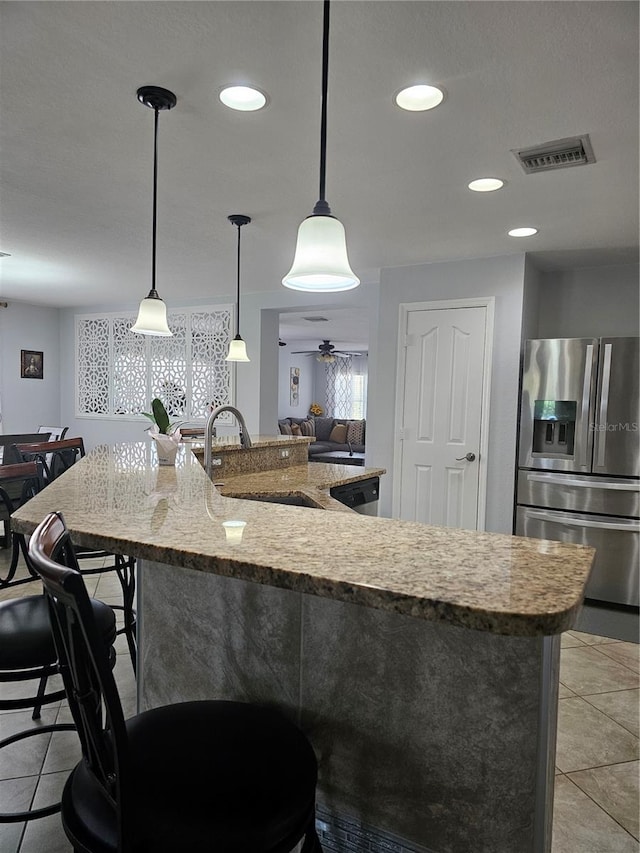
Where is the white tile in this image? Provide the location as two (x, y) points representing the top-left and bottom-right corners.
(595, 642), (640, 675)
(0, 709), (57, 780)
(556, 697), (639, 773)
(568, 761), (639, 841)
(552, 775), (639, 853)
(562, 632), (587, 648)
(570, 631), (621, 645)
(560, 646), (639, 695)
(584, 689), (640, 738)
(19, 772), (73, 853)
(0, 775), (35, 852)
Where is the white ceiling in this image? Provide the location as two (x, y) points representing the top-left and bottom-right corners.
(0, 1), (638, 334)
(279, 308), (369, 349)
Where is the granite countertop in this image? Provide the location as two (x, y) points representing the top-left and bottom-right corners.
(11, 442), (595, 637)
(181, 433), (314, 450)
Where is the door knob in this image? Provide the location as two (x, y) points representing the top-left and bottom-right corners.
(455, 452), (476, 462)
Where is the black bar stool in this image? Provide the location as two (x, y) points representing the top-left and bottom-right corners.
(29, 511), (323, 853)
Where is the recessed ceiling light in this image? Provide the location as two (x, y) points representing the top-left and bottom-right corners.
(394, 84), (445, 112)
(468, 178), (505, 192)
(219, 86), (268, 112)
(508, 227), (538, 237)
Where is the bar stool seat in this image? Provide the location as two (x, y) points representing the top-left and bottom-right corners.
(64, 701), (318, 853)
(0, 596), (116, 673)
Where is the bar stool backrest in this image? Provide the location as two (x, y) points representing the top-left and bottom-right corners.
(28, 512), (129, 835)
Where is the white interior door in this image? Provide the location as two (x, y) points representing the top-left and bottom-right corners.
(395, 304), (489, 529)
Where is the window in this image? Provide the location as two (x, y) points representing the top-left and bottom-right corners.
(325, 355), (368, 419)
(76, 306), (235, 421)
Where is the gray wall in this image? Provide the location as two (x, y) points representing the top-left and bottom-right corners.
(369, 254), (527, 532)
(537, 263), (639, 338)
(0, 300), (61, 433)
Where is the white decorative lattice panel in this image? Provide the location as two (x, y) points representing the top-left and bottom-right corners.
(76, 318), (110, 414)
(190, 309), (233, 421)
(113, 316), (146, 415)
(76, 306), (234, 422)
(150, 314), (187, 417)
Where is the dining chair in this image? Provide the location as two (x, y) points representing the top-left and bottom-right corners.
(29, 511), (323, 853)
(0, 461), (45, 587)
(14, 438), (137, 671)
(0, 481), (117, 823)
(38, 425), (69, 442)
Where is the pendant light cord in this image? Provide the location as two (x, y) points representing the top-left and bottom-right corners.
(151, 106), (159, 296)
(313, 0), (331, 216)
(235, 223), (241, 334)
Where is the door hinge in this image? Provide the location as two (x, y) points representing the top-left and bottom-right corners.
(398, 427), (406, 440)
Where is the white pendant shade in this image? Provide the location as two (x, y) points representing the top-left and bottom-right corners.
(131, 294), (172, 336)
(282, 215), (360, 293)
(225, 336), (250, 362)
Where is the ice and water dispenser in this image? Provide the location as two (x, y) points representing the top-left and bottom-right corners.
(531, 400), (577, 457)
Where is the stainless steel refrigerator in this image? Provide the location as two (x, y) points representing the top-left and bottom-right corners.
(516, 337), (639, 607)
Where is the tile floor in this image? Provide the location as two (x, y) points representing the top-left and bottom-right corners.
(0, 550), (638, 853)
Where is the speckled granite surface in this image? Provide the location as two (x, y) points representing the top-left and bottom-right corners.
(11, 442), (595, 636)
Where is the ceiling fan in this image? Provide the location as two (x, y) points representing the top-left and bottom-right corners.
(292, 340), (363, 363)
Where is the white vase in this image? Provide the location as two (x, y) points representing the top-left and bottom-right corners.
(151, 434), (179, 466)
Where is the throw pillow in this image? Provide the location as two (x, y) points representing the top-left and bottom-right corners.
(346, 420), (365, 444)
(329, 423), (348, 444)
(279, 422), (293, 435)
(299, 419), (315, 437)
(314, 417), (335, 442)
(291, 423), (302, 436)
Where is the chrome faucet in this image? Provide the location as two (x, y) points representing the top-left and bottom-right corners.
(204, 405), (253, 479)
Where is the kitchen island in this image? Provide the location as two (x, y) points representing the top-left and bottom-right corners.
(12, 441), (595, 853)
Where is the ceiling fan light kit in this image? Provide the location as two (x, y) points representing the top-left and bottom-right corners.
(131, 85), (176, 337)
(282, 0), (360, 294)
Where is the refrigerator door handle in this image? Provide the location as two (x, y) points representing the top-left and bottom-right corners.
(595, 342), (612, 468)
(524, 508), (640, 533)
(579, 344), (595, 468)
(526, 472), (640, 491)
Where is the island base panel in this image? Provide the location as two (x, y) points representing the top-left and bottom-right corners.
(138, 560), (559, 853)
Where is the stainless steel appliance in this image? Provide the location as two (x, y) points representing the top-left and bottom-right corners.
(516, 337), (639, 607)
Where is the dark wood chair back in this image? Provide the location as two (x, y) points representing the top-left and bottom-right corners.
(0, 460), (45, 585)
(13, 437), (85, 483)
(0, 432), (50, 466)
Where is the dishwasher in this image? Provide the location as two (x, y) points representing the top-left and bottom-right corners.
(330, 477), (380, 516)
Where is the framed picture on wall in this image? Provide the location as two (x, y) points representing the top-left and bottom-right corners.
(290, 366), (300, 406)
(21, 350), (44, 379)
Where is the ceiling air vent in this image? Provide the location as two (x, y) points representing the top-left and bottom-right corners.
(512, 134), (595, 174)
(303, 316), (329, 322)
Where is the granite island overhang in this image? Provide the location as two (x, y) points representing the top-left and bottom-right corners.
(11, 440), (594, 638)
(11, 441), (595, 853)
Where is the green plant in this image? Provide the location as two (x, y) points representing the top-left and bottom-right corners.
(142, 398), (180, 435)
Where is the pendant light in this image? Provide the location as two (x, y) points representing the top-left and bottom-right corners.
(131, 86), (176, 337)
(282, 0), (359, 293)
(225, 214), (251, 362)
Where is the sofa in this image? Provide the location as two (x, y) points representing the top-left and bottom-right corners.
(278, 416), (365, 459)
